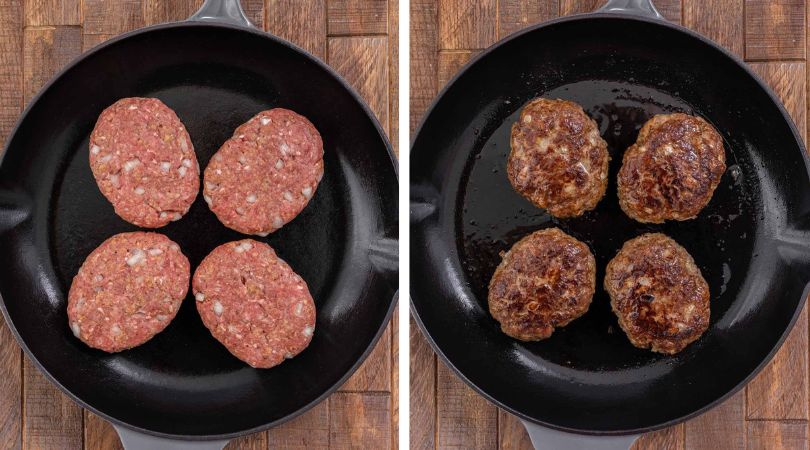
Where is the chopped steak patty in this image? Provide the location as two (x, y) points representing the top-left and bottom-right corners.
(193, 239), (316, 368)
(488, 227), (596, 341)
(617, 113), (726, 223)
(508, 98), (610, 218)
(604, 233), (710, 354)
(203, 108), (324, 236)
(67, 232), (190, 352)
(89, 97), (199, 228)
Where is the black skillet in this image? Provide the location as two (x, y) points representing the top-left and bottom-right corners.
(0, 0), (398, 448)
(410, 0), (810, 448)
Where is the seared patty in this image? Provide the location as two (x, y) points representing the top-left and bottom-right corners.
(508, 98), (609, 218)
(617, 113), (726, 223)
(488, 227), (596, 341)
(604, 233), (710, 354)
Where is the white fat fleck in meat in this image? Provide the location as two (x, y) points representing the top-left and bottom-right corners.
(195, 292), (205, 302)
(214, 154), (223, 162)
(111, 324), (122, 335)
(235, 206), (246, 215)
(284, 352), (294, 359)
(126, 249), (146, 266)
(178, 166), (188, 177)
(234, 241), (253, 253)
(99, 154), (113, 163)
(171, 213), (182, 221)
(246, 194), (257, 203)
(205, 181), (217, 191)
(134, 186), (145, 195)
(280, 143), (290, 156)
(128, 105), (138, 110)
(159, 211), (168, 219)
(302, 186), (313, 199)
(523, 114), (533, 123)
(70, 322), (81, 338)
(182, 158), (192, 168)
(283, 191), (293, 202)
(109, 174), (120, 187)
(203, 195), (212, 206)
(261, 117), (270, 125)
(148, 248), (163, 256)
(256, 231), (269, 237)
(638, 277), (652, 287)
(275, 159), (284, 170)
(123, 159), (140, 172)
(170, 243), (180, 252)
(180, 138), (189, 152)
(295, 303), (303, 316)
(215, 169), (222, 175)
(213, 301), (224, 316)
(302, 326), (314, 338)
(160, 161), (171, 173)
(157, 315), (168, 322)
(238, 155), (248, 165)
(90, 145), (100, 155)
(272, 216), (284, 229)
(94, 274), (104, 283)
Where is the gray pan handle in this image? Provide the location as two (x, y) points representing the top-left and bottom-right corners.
(188, 0), (254, 28)
(521, 420), (639, 450)
(114, 425), (230, 450)
(598, 0), (664, 20)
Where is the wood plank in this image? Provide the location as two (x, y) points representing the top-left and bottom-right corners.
(654, 0), (682, 24)
(266, 0), (326, 61)
(391, 310), (399, 450)
(224, 431), (267, 450)
(240, 0), (264, 30)
(0, 0), (23, 142)
(81, 34), (114, 52)
(84, 412), (123, 450)
(22, 357), (82, 449)
(498, 0), (558, 39)
(498, 410), (532, 450)
(436, 360), (498, 450)
(683, 0), (744, 58)
(684, 390), (745, 450)
(23, 25), (82, 103)
(633, 425), (684, 450)
(24, 0), (81, 26)
(327, 36), (389, 130)
(559, 0), (603, 15)
(410, 321), (436, 450)
(0, 319), (21, 450)
(327, 0), (388, 36)
(143, 0), (202, 25)
(749, 61), (807, 144)
(437, 0), (497, 50)
(410, 0), (438, 132)
(83, 0), (144, 35)
(745, 0), (806, 60)
(437, 50), (478, 88)
(340, 321), (392, 392)
(388, 0), (399, 154)
(329, 392), (391, 450)
(746, 421), (808, 450)
(267, 399), (329, 449)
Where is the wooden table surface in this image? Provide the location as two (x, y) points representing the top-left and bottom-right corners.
(410, 1), (809, 449)
(0, 1), (398, 449)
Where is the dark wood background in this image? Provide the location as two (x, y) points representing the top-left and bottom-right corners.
(409, 0), (809, 449)
(0, 0), (398, 449)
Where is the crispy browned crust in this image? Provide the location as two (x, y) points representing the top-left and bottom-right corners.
(507, 98), (610, 218)
(617, 113), (726, 223)
(488, 227), (596, 341)
(604, 233), (710, 354)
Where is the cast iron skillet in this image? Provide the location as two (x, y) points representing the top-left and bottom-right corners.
(0, 0), (398, 448)
(410, 0), (810, 448)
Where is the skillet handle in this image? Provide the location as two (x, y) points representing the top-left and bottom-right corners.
(598, 0), (665, 20)
(521, 420), (639, 450)
(188, 0), (255, 28)
(114, 425), (230, 450)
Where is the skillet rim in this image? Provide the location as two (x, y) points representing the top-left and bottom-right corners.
(409, 11), (810, 436)
(0, 19), (399, 440)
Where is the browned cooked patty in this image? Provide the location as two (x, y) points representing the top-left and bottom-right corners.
(488, 227), (596, 341)
(507, 98), (609, 218)
(604, 233), (710, 354)
(617, 113), (726, 223)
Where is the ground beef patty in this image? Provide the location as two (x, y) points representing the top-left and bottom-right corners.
(605, 233), (710, 354)
(203, 108), (324, 236)
(89, 97), (199, 228)
(67, 232), (190, 353)
(193, 239), (316, 368)
(488, 227), (596, 341)
(617, 113), (726, 223)
(508, 98), (610, 218)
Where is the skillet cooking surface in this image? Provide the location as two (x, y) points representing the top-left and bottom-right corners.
(0, 23), (397, 438)
(411, 15), (810, 434)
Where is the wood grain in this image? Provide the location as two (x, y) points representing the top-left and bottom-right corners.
(23, 25), (82, 103)
(329, 393), (392, 449)
(437, 50), (477, 88)
(438, 0), (497, 50)
(328, 36), (390, 130)
(84, 412), (122, 450)
(82, 0), (144, 35)
(267, 400), (330, 449)
(340, 322), (392, 392)
(410, 319), (435, 450)
(22, 357), (82, 449)
(388, 0), (399, 155)
(498, 410), (532, 450)
(436, 361), (498, 449)
(266, 0), (327, 61)
(684, 391), (745, 450)
(654, 0), (683, 24)
(143, 0), (202, 25)
(745, 0), (806, 60)
(633, 425), (684, 450)
(746, 421), (809, 450)
(81, 33), (114, 52)
(328, 0), (388, 35)
(391, 309), (399, 450)
(683, 0), (744, 58)
(224, 431), (268, 450)
(24, 0), (81, 26)
(498, 0), (558, 39)
(559, 0), (603, 15)
(410, 0), (438, 132)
